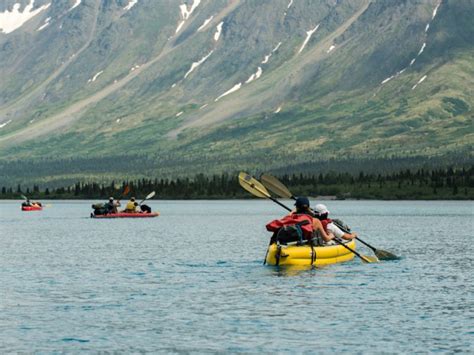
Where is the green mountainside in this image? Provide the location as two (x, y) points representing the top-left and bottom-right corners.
(0, 0), (472, 187)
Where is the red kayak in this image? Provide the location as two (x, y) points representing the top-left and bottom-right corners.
(91, 212), (160, 218)
(22, 205), (43, 211)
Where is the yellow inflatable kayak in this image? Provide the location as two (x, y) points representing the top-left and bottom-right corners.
(265, 240), (356, 266)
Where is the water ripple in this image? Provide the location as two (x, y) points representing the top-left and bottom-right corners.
(0, 200), (472, 352)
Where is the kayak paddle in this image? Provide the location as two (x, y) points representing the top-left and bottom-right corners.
(139, 191), (156, 205)
(260, 173), (398, 261)
(239, 172), (377, 263)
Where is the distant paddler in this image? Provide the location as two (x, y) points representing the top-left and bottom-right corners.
(105, 196), (120, 214)
(124, 197), (138, 213)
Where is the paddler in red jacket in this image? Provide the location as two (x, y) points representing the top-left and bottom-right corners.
(313, 204), (358, 241)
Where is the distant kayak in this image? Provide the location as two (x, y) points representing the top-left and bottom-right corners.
(91, 212), (160, 218)
(21, 205), (43, 211)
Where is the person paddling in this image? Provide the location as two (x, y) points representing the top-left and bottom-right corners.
(292, 197), (333, 243)
(22, 199), (42, 207)
(267, 196), (332, 244)
(105, 197), (120, 214)
(312, 204), (358, 242)
(125, 197), (137, 213)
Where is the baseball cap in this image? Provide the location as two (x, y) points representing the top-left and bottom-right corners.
(294, 196), (310, 208)
(314, 203), (329, 215)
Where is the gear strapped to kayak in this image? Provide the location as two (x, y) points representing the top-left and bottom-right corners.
(266, 213), (314, 243)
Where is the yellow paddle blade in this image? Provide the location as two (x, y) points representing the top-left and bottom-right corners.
(238, 172), (270, 198)
(362, 255), (379, 263)
(261, 174), (293, 199)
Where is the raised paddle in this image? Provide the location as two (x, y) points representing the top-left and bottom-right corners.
(138, 191), (156, 205)
(261, 173), (398, 261)
(20, 194), (46, 207)
(239, 172), (377, 263)
(238, 172), (293, 212)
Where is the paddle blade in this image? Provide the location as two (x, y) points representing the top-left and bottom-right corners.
(261, 174), (293, 199)
(238, 172), (270, 198)
(21, 194), (28, 200)
(374, 249), (399, 260)
(361, 255), (379, 263)
(145, 191), (156, 200)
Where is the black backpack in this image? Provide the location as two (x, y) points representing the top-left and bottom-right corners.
(273, 221), (310, 245)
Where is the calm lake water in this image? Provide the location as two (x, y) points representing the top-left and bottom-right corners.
(1, 200), (473, 353)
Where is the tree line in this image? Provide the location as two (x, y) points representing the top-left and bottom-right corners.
(2, 167), (473, 200)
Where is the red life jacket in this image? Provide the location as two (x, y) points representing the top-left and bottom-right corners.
(266, 213), (314, 239)
(320, 218), (333, 233)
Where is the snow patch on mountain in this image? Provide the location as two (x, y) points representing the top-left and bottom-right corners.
(381, 76), (394, 85)
(214, 21), (223, 41)
(69, 0), (81, 12)
(124, 0), (138, 11)
(0, 120), (12, 129)
(245, 67), (262, 83)
(418, 43), (426, 56)
(180, 0), (201, 20)
(412, 75), (427, 90)
(176, 111), (184, 117)
(37, 16), (50, 31)
(298, 24), (319, 54)
(175, 21), (185, 33)
(262, 42), (282, 64)
(198, 15), (213, 32)
(0, 1), (51, 34)
(184, 50), (214, 79)
(274, 106), (282, 113)
(287, 0), (294, 9)
(88, 71), (103, 83)
(379, 2), (441, 87)
(432, 2), (441, 20)
(327, 45), (335, 53)
(200, 104), (208, 110)
(175, 0), (201, 33)
(215, 83), (242, 101)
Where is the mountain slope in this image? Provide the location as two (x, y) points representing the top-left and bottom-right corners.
(0, 0), (472, 186)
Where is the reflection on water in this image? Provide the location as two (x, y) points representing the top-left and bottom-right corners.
(0, 200), (472, 352)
